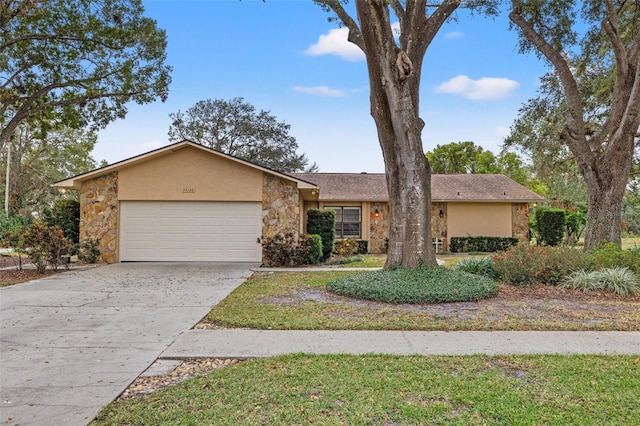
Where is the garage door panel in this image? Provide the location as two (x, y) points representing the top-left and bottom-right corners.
(120, 201), (262, 262)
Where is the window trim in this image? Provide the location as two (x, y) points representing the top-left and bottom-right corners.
(326, 206), (362, 239)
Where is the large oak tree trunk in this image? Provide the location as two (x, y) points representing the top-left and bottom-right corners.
(510, 2), (640, 250)
(356, 1), (436, 269)
(578, 133), (635, 249)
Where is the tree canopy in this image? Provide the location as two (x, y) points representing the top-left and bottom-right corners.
(0, 0), (172, 153)
(508, 0), (640, 248)
(1, 123), (98, 216)
(168, 97), (316, 173)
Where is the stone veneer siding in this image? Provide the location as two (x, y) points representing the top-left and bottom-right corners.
(512, 203), (530, 243)
(431, 202), (448, 252)
(369, 202), (389, 253)
(79, 172), (118, 263)
(262, 175), (300, 241)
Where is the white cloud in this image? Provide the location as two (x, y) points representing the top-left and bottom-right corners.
(445, 31), (463, 39)
(434, 75), (520, 100)
(304, 27), (365, 62)
(292, 85), (348, 98)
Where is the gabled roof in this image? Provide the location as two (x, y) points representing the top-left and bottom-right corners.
(54, 140), (318, 191)
(291, 173), (545, 203)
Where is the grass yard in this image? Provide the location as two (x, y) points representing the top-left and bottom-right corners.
(93, 354), (640, 425)
(622, 236), (640, 250)
(201, 271), (640, 331)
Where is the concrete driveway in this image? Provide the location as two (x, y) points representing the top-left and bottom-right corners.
(0, 262), (255, 426)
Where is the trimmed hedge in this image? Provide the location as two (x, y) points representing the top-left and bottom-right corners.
(450, 236), (518, 253)
(536, 208), (566, 246)
(327, 267), (498, 304)
(307, 209), (335, 260)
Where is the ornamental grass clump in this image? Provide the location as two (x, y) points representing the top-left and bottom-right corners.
(326, 267), (498, 304)
(452, 256), (500, 280)
(561, 267), (640, 296)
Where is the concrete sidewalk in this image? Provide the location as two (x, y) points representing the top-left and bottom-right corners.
(161, 330), (640, 358)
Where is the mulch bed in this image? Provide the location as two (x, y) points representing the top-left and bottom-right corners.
(0, 255), (64, 286)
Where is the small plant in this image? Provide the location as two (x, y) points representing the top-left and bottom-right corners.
(453, 256), (500, 280)
(332, 238), (367, 256)
(76, 238), (101, 264)
(561, 267), (639, 296)
(326, 255), (365, 265)
(3, 222), (72, 273)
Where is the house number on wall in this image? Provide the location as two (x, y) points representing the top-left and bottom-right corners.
(182, 188), (196, 193)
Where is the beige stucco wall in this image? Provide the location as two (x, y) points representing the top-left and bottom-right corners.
(447, 202), (512, 238)
(118, 146), (263, 201)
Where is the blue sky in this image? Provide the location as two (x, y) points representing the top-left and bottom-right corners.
(92, 0), (550, 173)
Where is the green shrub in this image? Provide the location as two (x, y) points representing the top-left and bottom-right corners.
(0, 212), (31, 244)
(76, 238), (101, 264)
(326, 267), (498, 304)
(565, 209), (587, 245)
(261, 233), (323, 267)
(42, 198), (80, 245)
(492, 245), (592, 286)
(302, 234), (323, 265)
(307, 209), (335, 260)
(588, 243), (640, 273)
(453, 257), (500, 280)
(449, 236), (518, 253)
(333, 238), (368, 256)
(561, 268), (639, 296)
(536, 208), (566, 247)
(356, 239), (368, 254)
(3, 222), (71, 273)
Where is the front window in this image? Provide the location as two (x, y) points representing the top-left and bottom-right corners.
(327, 206), (361, 239)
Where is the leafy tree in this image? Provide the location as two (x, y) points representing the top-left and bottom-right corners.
(508, 0), (640, 249)
(315, 1), (497, 269)
(168, 97), (316, 173)
(42, 198), (80, 245)
(1, 123), (97, 216)
(0, 0), (171, 153)
(426, 141), (532, 187)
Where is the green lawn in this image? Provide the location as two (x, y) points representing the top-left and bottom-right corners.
(93, 354), (640, 425)
(92, 243), (640, 424)
(622, 236), (640, 250)
(202, 271), (640, 331)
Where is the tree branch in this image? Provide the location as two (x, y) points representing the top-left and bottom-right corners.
(314, 0), (365, 52)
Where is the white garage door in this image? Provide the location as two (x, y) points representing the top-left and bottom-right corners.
(119, 201), (262, 262)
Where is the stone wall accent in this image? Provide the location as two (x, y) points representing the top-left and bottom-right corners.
(369, 202), (389, 253)
(512, 203), (530, 243)
(431, 202), (448, 252)
(262, 174), (300, 241)
(80, 172), (118, 263)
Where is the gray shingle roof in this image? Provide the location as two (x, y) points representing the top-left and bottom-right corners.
(291, 173), (545, 203)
